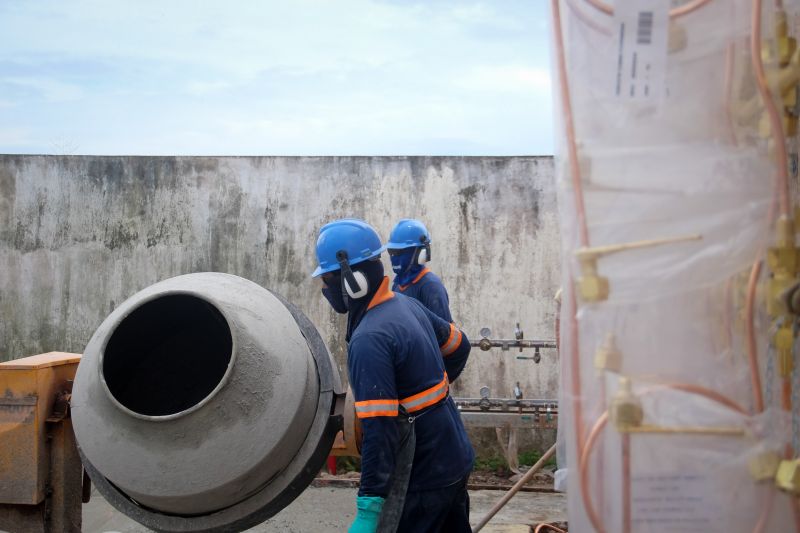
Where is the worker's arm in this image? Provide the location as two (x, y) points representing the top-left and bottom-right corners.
(415, 302), (470, 382)
(347, 331), (400, 498)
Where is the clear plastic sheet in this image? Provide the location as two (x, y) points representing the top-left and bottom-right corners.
(551, 0), (800, 531)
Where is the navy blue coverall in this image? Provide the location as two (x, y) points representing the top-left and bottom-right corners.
(392, 267), (453, 323)
(348, 277), (474, 532)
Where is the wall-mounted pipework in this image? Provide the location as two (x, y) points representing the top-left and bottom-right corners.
(471, 325), (556, 363)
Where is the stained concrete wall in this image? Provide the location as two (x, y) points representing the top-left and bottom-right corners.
(0, 155), (560, 411)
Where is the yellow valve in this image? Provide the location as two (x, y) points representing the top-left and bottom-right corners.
(749, 451), (782, 482)
(594, 333), (622, 374)
(776, 459), (800, 494)
(610, 377), (643, 433)
(574, 234), (702, 302)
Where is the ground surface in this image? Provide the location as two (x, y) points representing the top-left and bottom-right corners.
(81, 485), (567, 532)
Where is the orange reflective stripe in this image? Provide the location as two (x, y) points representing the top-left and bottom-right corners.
(357, 409), (399, 418)
(441, 324), (462, 356)
(400, 373), (449, 413)
(367, 277), (395, 310)
(354, 398), (399, 419)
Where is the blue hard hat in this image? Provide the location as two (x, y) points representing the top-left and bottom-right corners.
(386, 219), (431, 250)
(312, 219), (386, 277)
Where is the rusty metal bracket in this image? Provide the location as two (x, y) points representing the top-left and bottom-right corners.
(46, 382), (73, 424)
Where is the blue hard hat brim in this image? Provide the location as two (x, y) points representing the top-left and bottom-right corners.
(311, 244), (386, 278)
(385, 240), (430, 250)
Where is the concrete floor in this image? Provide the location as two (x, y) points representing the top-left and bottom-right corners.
(81, 486), (567, 532)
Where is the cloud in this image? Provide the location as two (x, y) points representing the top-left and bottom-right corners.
(2, 76), (84, 102)
(0, 0), (554, 155)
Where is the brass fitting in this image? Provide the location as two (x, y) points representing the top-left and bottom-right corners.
(759, 113), (798, 138)
(775, 11), (797, 67)
(577, 256), (609, 303)
(594, 333), (622, 374)
(749, 450), (782, 482)
(767, 216), (799, 317)
(610, 377), (643, 432)
(776, 459), (800, 494)
(574, 234), (701, 303)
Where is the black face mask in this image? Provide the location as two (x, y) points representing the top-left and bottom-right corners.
(322, 285), (348, 314)
(321, 272), (348, 314)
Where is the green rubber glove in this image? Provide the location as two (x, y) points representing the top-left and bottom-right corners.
(348, 495), (385, 533)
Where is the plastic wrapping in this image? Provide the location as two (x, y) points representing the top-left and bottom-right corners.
(551, 0), (800, 531)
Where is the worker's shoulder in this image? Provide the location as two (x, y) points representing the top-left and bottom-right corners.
(418, 270), (445, 288)
(354, 293), (428, 333)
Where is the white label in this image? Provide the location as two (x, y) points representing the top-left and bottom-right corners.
(612, 0), (669, 101)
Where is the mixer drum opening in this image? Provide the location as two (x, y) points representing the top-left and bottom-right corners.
(102, 294), (233, 417)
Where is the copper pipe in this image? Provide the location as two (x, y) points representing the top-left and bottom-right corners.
(471, 443), (557, 532)
(621, 433), (632, 533)
(565, 0), (612, 36)
(582, 0), (714, 18)
(747, 261), (766, 413)
(660, 383), (748, 414)
(579, 411), (609, 533)
(552, 0), (591, 247)
(581, 384), (748, 533)
(751, 0), (792, 218)
(534, 525), (568, 533)
(625, 424), (746, 436)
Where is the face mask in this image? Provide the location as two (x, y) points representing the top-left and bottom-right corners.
(321, 274), (348, 314)
(390, 248), (416, 275)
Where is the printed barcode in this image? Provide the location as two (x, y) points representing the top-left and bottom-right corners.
(637, 11), (653, 45)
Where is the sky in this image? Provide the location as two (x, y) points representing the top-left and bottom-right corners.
(0, 1), (554, 156)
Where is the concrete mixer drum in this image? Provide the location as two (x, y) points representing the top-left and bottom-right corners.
(71, 273), (344, 532)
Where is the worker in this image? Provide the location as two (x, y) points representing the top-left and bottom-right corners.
(386, 219), (453, 322)
(312, 218), (474, 533)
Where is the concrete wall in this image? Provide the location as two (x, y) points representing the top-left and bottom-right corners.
(0, 155), (560, 413)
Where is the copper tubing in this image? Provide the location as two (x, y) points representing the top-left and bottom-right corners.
(751, 0), (792, 218)
(580, 411), (609, 533)
(552, 0), (591, 247)
(534, 525), (568, 533)
(565, 0), (612, 36)
(471, 443), (557, 533)
(621, 433), (632, 533)
(580, 385), (748, 533)
(660, 383), (748, 414)
(582, 0), (714, 18)
(747, 261), (766, 413)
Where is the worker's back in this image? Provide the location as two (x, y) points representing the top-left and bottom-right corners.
(393, 268), (453, 323)
(348, 291), (473, 495)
